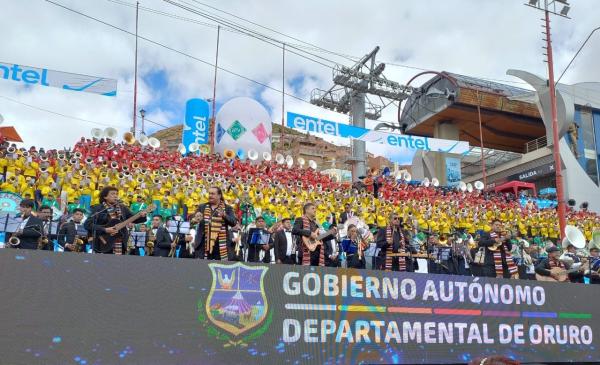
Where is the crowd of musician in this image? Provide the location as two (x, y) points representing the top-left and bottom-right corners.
(8, 183), (600, 285)
(2, 139), (600, 284)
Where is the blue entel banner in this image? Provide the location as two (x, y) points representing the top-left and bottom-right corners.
(286, 111), (470, 154)
(182, 98), (210, 153)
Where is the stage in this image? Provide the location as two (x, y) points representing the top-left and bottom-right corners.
(1, 250), (598, 365)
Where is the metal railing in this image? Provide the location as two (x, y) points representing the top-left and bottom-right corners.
(524, 135), (548, 153)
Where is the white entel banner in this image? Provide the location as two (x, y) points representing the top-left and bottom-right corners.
(287, 111), (469, 154)
(0, 61), (117, 96)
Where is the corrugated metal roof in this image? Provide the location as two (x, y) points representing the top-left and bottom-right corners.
(445, 72), (531, 97)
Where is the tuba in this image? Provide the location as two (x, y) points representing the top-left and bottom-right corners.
(562, 225), (586, 250)
(224, 149), (236, 159)
(123, 132), (136, 145)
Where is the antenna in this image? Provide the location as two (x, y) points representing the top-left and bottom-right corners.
(310, 47), (419, 180)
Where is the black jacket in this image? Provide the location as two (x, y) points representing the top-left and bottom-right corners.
(152, 226), (173, 257)
(247, 228), (274, 263)
(194, 203), (237, 259)
(376, 227), (408, 256)
(58, 221), (85, 252)
(273, 229), (294, 262)
(84, 203), (146, 253)
(324, 237), (341, 267)
(14, 215), (43, 250)
(478, 231), (512, 267)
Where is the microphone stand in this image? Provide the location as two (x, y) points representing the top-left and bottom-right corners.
(241, 199), (251, 261)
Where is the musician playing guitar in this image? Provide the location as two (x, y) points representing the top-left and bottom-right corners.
(292, 202), (336, 267)
(535, 246), (569, 282)
(85, 186), (148, 254)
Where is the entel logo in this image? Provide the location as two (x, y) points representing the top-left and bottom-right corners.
(192, 116), (208, 144)
(0, 64), (49, 86)
(292, 115), (339, 136)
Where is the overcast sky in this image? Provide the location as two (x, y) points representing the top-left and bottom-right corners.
(2, 0), (598, 163)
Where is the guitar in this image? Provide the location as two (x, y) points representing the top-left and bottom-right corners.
(95, 204), (156, 252)
(535, 265), (587, 282)
(303, 227), (337, 252)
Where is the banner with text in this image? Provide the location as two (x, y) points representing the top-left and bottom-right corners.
(446, 157), (462, 186)
(0, 61), (117, 96)
(287, 111), (470, 154)
(182, 98), (210, 153)
(1, 250), (597, 365)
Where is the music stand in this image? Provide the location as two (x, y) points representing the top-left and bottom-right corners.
(247, 228), (270, 245)
(166, 221), (190, 258)
(48, 224), (59, 235)
(0, 214), (21, 247)
(131, 231), (147, 256)
(131, 232), (147, 248)
(166, 221), (190, 235)
(1, 214), (22, 234)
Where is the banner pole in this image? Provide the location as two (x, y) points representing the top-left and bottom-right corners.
(476, 90), (487, 186)
(209, 25), (221, 153)
(281, 43), (286, 143)
(132, 1), (139, 136)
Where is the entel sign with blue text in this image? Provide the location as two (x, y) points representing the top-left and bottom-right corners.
(181, 98), (210, 153)
(287, 111), (470, 154)
(0, 61), (117, 96)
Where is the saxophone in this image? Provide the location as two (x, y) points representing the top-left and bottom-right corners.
(146, 229), (156, 256)
(37, 223), (49, 250)
(126, 227), (135, 254)
(168, 232), (180, 258)
(8, 231), (21, 247)
(73, 235), (85, 252)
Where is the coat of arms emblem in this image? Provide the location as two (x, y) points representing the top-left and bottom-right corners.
(205, 262), (269, 338)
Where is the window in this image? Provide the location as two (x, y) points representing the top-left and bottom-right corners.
(573, 107), (599, 185)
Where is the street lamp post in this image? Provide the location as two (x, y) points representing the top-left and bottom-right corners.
(140, 108), (146, 135)
(525, 0), (571, 239)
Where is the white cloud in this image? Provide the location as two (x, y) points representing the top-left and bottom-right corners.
(2, 0), (599, 152)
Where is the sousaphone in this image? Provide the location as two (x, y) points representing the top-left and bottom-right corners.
(562, 225), (586, 249)
(275, 153), (285, 165)
(247, 149), (259, 161)
(147, 137), (161, 149)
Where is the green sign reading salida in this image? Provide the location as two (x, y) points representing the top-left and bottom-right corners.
(0, 250), (597, 364)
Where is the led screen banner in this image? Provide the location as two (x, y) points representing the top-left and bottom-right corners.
(1, 250), (598, 365)
(0, 61), (117, 96)
(287, 111), (470, 154)
(446, 157), (462, 186)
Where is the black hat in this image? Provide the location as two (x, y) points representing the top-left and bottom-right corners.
(546, 246), (560, 253)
